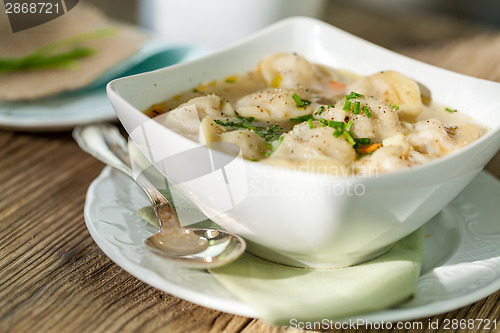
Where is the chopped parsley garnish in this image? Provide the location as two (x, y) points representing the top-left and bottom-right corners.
(445, 107), (457, 113)
(290, 114), (314, 123)
(215, 116), (283, 142)
(390, 103), (400, 110)
(362, 105), (372, 118)
(292, 93), (311, 108)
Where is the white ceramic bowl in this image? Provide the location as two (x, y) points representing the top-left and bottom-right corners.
(107, 17), (500, 268)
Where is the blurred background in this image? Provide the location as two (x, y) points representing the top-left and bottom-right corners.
(86, 0), (500, 51)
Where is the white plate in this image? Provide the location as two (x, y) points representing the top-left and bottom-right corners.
(0, 38), (207, 131)
(84, 167), (500, 321)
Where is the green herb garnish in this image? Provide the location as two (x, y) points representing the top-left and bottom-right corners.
(353, 101), (361, 114)
(263, 135), (285, 156)
(445, 107), (457, 113)
(343, 99), (352, 112)
(354, 138), (371, 145)
(0, 27), (115, 75)
(317, 106), (325, 115)
(362, 105), (372, 118)
(346, 91), (363, 100)
(290, 114), (314, 123)
(307, 118), (314, 129)
(333, 128), (343, 138)
(390, 103), (400, 110)
(345, 120), (353, 132)
(328, 120), (344, 129)
(343, 131), (356, 145)
(215, 116), (283, 142)
(328, 120), (344, 137)
(291, 93), (311, 108)
(319, 118), (328, 127)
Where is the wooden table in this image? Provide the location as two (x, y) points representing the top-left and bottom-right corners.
(1, 8), (500, 333)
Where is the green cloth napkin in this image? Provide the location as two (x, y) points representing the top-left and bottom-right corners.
(139, 202), (423, 325)
(210, 229), (423, 325)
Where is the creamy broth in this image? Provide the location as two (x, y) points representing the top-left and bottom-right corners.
(145, 53), (486, 175)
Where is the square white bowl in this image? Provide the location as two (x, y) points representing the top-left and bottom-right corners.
(108, 17), (500, 268)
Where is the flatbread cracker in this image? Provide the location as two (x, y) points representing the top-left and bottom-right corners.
(0, 4), (150, 102)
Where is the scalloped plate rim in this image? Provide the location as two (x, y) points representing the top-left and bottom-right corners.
(84, 167), (500, 321)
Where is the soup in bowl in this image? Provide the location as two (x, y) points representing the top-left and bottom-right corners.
(107, 17), (500, 268)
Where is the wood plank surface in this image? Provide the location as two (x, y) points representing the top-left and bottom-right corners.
(1, 3), (500, 333)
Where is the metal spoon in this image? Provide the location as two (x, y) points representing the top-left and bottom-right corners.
(73, 123), (246, 269)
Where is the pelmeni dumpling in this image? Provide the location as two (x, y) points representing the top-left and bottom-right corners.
(199, 118), (267, 161)
(348, 71), (424, 121)
(265, 122), (356, 175)
(235, 88), (317, 122)
(158, 95), (235, 140)
(315, 96), (404, 141)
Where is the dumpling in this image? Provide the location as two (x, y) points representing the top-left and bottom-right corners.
(235, 88), (317, 122)
(407, 118), (469, 156)
(348, 71), (424, 121)
(355, 145), (412, 175)
(157, 95), (235, 140)
(199, 118), (268, 161)
(257, 52), (347, 98)
(264, 122), (356, 175)
(156, 103), (200, 141)
(257, 53), (318, 90)
(315, 96), (404, 141)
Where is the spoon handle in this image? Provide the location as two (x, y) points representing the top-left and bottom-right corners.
(73, 123), (181, 230)
(73, 123), (133, 177)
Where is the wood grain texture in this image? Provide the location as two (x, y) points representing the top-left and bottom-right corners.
(1, 7), (500, 333)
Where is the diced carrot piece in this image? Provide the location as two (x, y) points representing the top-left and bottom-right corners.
(327, 80), (347, 92)
(357, 143), (382, 154)
(144, 102), (166, 118)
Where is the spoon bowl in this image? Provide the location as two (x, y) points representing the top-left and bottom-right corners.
(146, 228), (246, 265)
(73, 123), (246, 269)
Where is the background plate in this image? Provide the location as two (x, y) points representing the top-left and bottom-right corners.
(0, 38), (207, 131)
